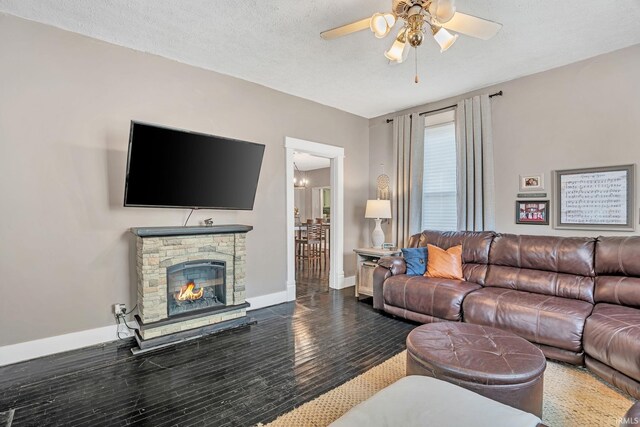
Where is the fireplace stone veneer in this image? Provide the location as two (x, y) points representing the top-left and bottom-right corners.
(131, 225), (252, 344)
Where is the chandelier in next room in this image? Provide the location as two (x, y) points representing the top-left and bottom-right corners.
(293, 162), (309, 189)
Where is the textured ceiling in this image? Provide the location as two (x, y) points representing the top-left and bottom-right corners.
(1, 0), (640, 118)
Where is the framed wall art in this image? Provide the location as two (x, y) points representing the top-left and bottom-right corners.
(516, 200), (549, 225)
(553, 164), (635, 231)
(519, 173), (544, 192)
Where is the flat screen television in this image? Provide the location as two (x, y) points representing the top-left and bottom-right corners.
(124, 122), (265, 210)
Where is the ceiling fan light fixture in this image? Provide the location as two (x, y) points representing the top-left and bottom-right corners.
(384, 29), (410, 63)
(370, 12), (395, 38)
(383, 13), (396, 28)
(400, 41), (411, 63)
(428, 0), (457, 24)
(320, 0), (501, 82)
(432, 26), (458, 52)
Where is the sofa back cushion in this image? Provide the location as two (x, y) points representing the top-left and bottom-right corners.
(408, 230), (495, 285)
(486, 234), (596, 303)
(594, 236), (640, 308)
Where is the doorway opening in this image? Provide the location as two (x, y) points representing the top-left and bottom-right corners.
(285, 137), (344, 301)
(294, 153), (331, 297)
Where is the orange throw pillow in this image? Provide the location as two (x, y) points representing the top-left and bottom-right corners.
(424, 244), (464, 280)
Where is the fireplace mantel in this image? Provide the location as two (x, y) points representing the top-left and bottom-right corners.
(131, 224), (253, 237)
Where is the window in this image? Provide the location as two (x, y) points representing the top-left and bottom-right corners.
(421, 111), (457, 231)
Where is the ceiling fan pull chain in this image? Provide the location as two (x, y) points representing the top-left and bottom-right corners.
(414, 48), (419, 84)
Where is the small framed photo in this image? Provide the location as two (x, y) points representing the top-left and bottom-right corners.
(516, 200), (550, 225)
(519, 173), (544, 192)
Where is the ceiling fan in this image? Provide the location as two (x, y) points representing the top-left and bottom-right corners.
(320, 0), (502, 82)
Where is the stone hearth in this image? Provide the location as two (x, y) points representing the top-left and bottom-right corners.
(131, 225), (252, 346)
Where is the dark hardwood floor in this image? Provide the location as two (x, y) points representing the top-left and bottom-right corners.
(0, 274), (415, 426)
(295, 261), (329, 298)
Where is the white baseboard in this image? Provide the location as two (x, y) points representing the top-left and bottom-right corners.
(246, 290), (289, 310)
(286, 281), (296, 301)
(0, 292), (290, 367)
(332, 275), (355, 290)
(0, 323), (129, 367)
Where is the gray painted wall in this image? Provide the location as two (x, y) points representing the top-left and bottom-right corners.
(2, 12), (637, 348)
(369, 44), (640, 239)
(0, 15), (369, 346)
(294, 167), (330, 222)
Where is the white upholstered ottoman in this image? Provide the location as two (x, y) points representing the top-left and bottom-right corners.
(330, 376), (543, 427)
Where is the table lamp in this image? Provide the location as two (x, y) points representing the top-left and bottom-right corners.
(365, 199), (392, 249)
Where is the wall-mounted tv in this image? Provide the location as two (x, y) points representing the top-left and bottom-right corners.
(124, 122), (265, 210)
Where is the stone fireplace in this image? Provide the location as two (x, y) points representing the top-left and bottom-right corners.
(131, 225), (252, 350)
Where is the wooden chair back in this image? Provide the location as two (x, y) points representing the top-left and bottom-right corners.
(306, 219), (322, 242)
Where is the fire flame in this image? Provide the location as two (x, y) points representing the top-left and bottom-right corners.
(176, 281), (204, 301)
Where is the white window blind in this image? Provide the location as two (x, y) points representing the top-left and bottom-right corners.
(422, 119), (457, 231)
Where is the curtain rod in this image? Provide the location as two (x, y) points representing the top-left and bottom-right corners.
(385, 90), (503, 124)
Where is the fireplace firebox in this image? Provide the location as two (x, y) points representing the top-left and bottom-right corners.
(167, 260), (226, 317)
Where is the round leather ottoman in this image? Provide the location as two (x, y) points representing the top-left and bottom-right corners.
(406, 322), (546, 417)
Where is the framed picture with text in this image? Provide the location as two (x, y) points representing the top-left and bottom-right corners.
(516, 200), (549, 225)
(553, 164), (635, 231)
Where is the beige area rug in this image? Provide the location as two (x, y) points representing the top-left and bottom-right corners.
(263, 351), (634, 427)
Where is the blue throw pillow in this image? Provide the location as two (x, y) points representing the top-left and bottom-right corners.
(401, 247), (428, 276)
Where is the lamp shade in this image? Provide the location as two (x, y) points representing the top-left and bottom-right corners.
(365, 199), (392, 219)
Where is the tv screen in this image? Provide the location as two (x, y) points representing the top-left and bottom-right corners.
(124, 122), (265, 210)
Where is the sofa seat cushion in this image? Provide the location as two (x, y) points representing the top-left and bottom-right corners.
(463, 287), (593, 353)
(584, 303), (640, 382)
(383, 275), (481, 321)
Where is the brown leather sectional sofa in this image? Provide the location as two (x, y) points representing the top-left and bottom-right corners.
(372, 230), (640, 399)
(621, 401), (640, 426)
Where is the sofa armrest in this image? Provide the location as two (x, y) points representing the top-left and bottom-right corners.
(378, 256), (407, 276)
(372, 256), (406, 310)
(620, 401), (640, 427)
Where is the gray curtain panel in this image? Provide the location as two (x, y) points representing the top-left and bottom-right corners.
(392, 113), (424, 248)
(455, 94), (496, 231)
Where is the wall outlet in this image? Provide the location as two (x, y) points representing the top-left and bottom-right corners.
(113, 303), (126, 315)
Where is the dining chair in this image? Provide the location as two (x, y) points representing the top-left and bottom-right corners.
(314, 219), (329, 269)
(296, 220), (322, 270)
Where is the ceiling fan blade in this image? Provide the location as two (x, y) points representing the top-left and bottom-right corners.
(320, 17), (371, 40)
(441, 12), (502, 40)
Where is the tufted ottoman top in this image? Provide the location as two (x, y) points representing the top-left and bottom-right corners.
(407, 323), (546, 385)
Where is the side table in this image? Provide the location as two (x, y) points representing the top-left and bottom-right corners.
(353, 248), (402, 298)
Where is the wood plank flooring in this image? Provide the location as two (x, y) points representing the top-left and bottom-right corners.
(0, 278), (415, 426)
(295, 261), (329, 298)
